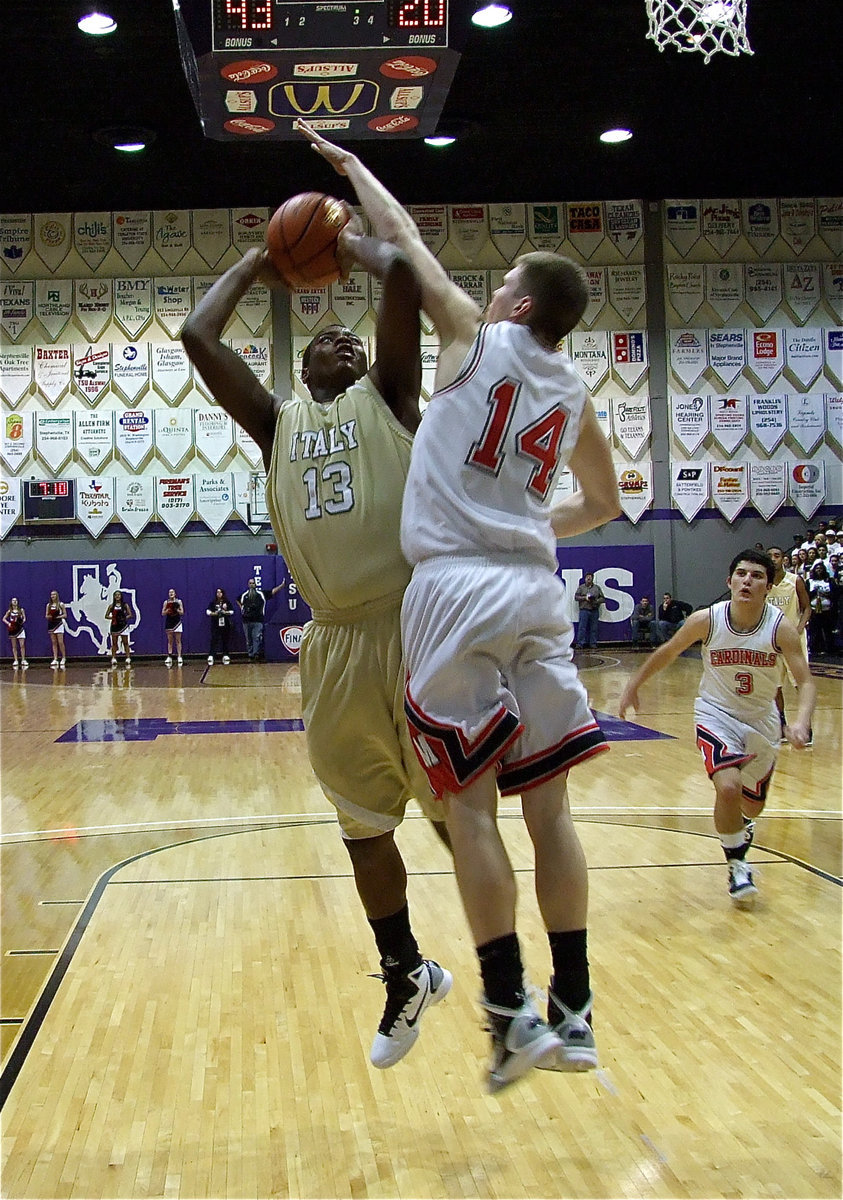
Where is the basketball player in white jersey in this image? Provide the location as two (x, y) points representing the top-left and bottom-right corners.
(767, 545), (812, 744)
(299, 120), (621, 1092)
(619, 550), (815, 906)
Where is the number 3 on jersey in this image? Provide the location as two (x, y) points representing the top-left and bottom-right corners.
(467, 377), (568, 500)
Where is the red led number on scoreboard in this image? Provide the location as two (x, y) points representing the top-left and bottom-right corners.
(395, 1), (446, 27)
(225, 0), (271, 31)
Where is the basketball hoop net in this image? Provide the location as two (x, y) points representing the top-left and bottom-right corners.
(645, 0), (753, 64)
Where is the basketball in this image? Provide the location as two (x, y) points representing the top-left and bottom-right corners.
(265, 192), (351, 288)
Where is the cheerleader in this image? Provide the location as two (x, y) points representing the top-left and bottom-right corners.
(3, 598), (27, 668)
(106, 589), (134, 666)
(45, 591), (67, 668)
(161, 588), (184, 666)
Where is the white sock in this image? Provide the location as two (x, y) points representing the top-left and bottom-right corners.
(720, 829), (746, 851)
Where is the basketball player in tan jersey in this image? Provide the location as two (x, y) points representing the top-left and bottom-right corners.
(182, 217), (452, 1071)
(767, 545), (812, 745)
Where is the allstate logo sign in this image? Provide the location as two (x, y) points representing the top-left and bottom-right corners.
(280, 626), (303, 655)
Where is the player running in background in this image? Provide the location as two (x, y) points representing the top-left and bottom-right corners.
(619, 549), (815, 906)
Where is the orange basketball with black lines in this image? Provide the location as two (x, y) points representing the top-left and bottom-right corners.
(266, 192), (351, 288)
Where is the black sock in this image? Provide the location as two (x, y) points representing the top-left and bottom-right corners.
(368, 904), (422, 977)
(477, 933), (525, 1010)
(548, 929), (590, 1015)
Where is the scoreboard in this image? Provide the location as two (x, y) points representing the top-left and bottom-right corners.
(23, 479), (76, 523)
(174, 0), (463, 141)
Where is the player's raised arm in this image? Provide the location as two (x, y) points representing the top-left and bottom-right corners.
(550, 399), (620, 539)
(295, 119), (479, 351)
(775, 617), (817, 748)
(618, 608), (710, 718)
(181, 247), (283, 469)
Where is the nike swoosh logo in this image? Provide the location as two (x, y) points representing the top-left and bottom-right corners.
(403, 973), (431, 1028)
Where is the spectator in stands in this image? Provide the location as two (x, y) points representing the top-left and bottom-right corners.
(574, 572), (605, 650)
(806, 562), (835, 657)
(654, 592), (692, 645)
(630, 596), (655, 647)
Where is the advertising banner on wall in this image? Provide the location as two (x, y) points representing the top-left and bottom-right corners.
(779, 198), (816, 255)
(1, 410), (33, 472)
(75, 278), (113, 341)
(73, 343), (111, 405)
(330, 272), (369, 329)
(448, 204), (489, 262)
(115, 409), (154, 470)
(710, 393), (748, 455)
(527, 204), (564, 253)
(705, 263), (744, 322)
(582, 268), (607, 327)
(611, 396), (651, 458)
(670, 392), (709, 455)
(231, 207), (269, 254)
(408, 205), (448, 256)
(826, 392), (843, 451)
(0, 476), (21, 538)
(34, 345), (71, 406)
(748, 392), (787, 454)
(235, 279), (271, 335)
(155, 476), (195, 535)
(0, 213), (31, 272)
(744, 263), (782, 322)
(671, 460), (710, 521)
(749, 461), (787, 519)
(669, 328), (707, 389)
(34, 212), (72, 271)
(741, 199), (779, 255)
(195, 409), (234, 468)
(783, 262), (821, 323)
(566, 202), (604, 260)
(230, 339), (271, 388)
(195, 473), (234, 534)
(702, 200), (741, 255)
(76, 477), (115, 538)
(570, 330), (609, 389)
(113, 211), (152, 269)
(711, 461), (749, 522)
(191, 208), (231, 269)
(708, 329), (746, 388)
(154, 409), (193, 469)
(153, 277), (193, 338)
(666, 264), (704, 322)
(784, 327), (824, 388)
(35, 413), (74, 473)
(1, 279), (34, 341)
(35, 278), (73, 339)
(290, 286), (330, 331)
(607, 266), (646, 323)
(488, 203), (527, 262)
(605, 199), (643, 257)
(152, 209), (191, 270)
(111, 343), (150, 403)
(74, 411), (114, 472)
(74, 211), (112, 272)
(788, 460), (825, 519)
(1, 346), (33, 407)
(664, 199), (700, 257)
(616, 462), (653, 524)
(786, 393), (826, 455)
(115, 476), (154, 538)
(151, 343), (191, 403)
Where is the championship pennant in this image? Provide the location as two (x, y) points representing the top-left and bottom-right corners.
(155, 476), (195, 536)
(0, 213), (32, 272)
(35, 415), (73, 475)
(671, 460), (709, 521)
(116, 476), (154, 538)
(750, 462), (787, 520)
(76, 477), (115, 538)
(1, 346), (33, 408)
(0, 476), (22, 539)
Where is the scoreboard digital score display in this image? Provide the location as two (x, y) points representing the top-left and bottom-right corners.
(23, 479), (77, 523)
(175, 0), (462, 141)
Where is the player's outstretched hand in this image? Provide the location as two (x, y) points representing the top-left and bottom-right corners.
(336, 210), (365, 277)
(618, 683), (639, 720)
(295, 118), (354, 174)
(783, 721), (810, 750)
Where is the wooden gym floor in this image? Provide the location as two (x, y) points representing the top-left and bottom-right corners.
(1, 652), (840, 1199)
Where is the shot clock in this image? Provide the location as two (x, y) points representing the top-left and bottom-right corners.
(23, 479), (77, 523)
(174, 0), (462, 141)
